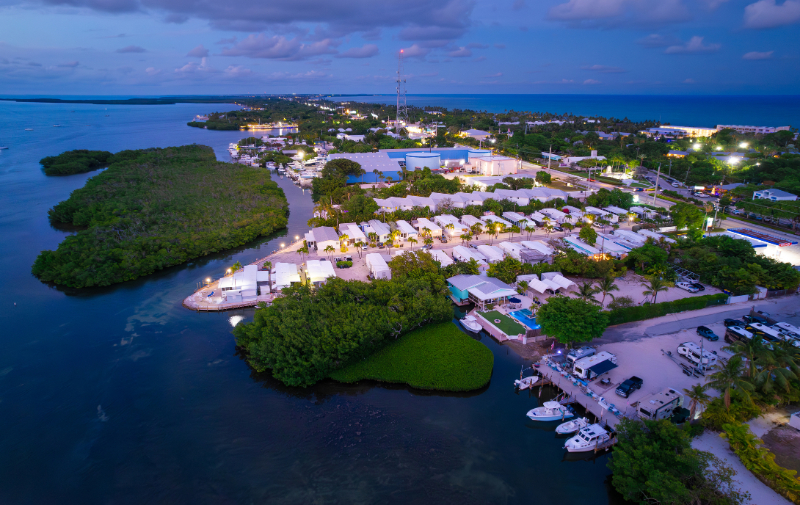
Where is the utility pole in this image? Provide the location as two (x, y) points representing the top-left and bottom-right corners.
(651, 163), (662, 206)
(547, 145), (552, 171)
(395, 50), (408, 135)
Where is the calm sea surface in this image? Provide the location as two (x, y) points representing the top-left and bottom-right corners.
(335, 94), (800, 127)
(0, 100), (622, 504)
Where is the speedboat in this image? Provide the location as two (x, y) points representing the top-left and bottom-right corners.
(563, 424), (613, 453)
(25, 128), (33, 131)
(514, 375), (539, 390)
(460, 315), (482, 333)
(526, 401), (574, 422)
(555, 417), (589, 435)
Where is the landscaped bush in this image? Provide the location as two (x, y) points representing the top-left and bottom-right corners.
(336, 260), (353, 268)
(606, 293), (728, 325)
(701, 394), (762, 431)
(329, 322), (494, 391)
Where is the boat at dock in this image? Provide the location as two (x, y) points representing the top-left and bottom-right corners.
(514, 375), (539, 390)
(555, 417), (589, 435)
(563, 424), (615, 453)
(526, 401), (574, 422)
(460, 315), (482, 333)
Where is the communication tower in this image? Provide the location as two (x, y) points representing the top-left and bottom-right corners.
(396, 50), (408, 134)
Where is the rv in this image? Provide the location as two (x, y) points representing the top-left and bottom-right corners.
(572, 351), (617, 380)
(725, 326), (754, 344)
(637, 388), (683, 421)
(677, 342), (717, 367)
(566, 347), (596, 367)
(745, 322), (784, 342)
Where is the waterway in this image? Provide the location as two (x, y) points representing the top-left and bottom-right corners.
(0, 100), (620, 504)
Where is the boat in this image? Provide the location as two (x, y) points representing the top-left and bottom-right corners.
(24, 128), (33, 131)
(53, 124), (62, 127)
(0, 146), (8, 150)
(460, 315), (482, 333)
(555, 417), (589, 435)
(563, 424), (614, 453)
(526, 401), (574, 422)
(514, 375), (539, 390)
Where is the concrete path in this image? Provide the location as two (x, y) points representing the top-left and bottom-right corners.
(692, 432), (790, 505)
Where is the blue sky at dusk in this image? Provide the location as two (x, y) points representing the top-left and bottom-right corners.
(1, 0), (799, 95)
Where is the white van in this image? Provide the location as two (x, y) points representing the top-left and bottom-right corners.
(572, 351), (617, 380)
(677, 342), (717, 367)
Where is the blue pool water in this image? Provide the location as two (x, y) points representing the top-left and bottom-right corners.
(509, 310), (540, 330)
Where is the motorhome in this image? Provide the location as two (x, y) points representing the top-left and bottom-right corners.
(745, 322), (784, 342)
(572, 351), (617, 380)
(637, 388), (683, 421)
(677, 342), (717, 367)
(725, 326), (754, 344)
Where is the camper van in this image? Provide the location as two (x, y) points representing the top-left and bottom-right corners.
(745, 322), (784, 342)
(677, 342), (717, 367)
(637, 388), (683, 421)
(566, 347), (596, 367)
(572, 351), (617, 380)
(725, 326), (754, 344)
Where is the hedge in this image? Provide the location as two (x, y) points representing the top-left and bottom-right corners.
(606, 293), (728, 325)
(329, 322), (494, 391)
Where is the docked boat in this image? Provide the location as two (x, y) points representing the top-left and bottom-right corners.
(514, 375), (539, 390)
(526, 401), (574, 422)
(460, 315), (482, 333)
(563, 424), (614, 453)
(555, 417), (589, 435)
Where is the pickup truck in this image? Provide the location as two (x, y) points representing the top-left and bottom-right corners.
(615, 376), (644, 398)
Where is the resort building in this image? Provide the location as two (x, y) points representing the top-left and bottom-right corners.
(272, 263), (301, 291)
(716, 125), (791, 135)
(305, 226), (340, 252)
(305, 260), (336, 286)
(447, 275), (517, 308)
(471, 155), (517, 176)
(753, 189), (798, 202)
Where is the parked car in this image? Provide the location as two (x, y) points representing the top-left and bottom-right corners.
(743, 314), (770, 325)
(634, 188), (644, 192)
(421, 244), (433, 250)
(690, 282), (705, 292)
(724, 318), (745, 328)
(676, 281), (699, 293)
(615, 376), (644, 398)
(553, 225), (564, 232)
(469, 243), (478, 249)
(439, 236), (448, 243)
(671, 182), (680, 187)
(697, 326), (719, 341)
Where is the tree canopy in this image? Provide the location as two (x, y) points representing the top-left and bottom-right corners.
(537, 296), (608, 347)
(40, 150), (113, 176)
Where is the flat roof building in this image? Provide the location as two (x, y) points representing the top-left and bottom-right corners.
(305, 226), (340, 252)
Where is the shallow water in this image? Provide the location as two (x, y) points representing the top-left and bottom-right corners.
(0, 100), (620, 504)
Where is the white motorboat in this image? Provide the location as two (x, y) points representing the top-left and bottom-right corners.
(0, 146), (8, 150)
(514, 375), (539, 390)
(555, 417), (589, 435)
(526, 401), (574, 422)
(25, 128), (33, 131)
(460, 315), (482, 333)
(563, 424), (613, 453)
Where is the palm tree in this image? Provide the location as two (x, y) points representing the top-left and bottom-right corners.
(706, 355), (755, 410)
(576, 281), (600, 304)
(444, 223), (455, 238)
(682, 384), (710, 422)
(562, 222), (574, 236)
(596, 276), (619, 307)
(460, 233), (471, 245)
(389, 229), (401, 247)
(408, 237), (418, 251)
(297, 245), (308, 263)
(367, 232), (378, 248)
(726, 336), (769, 378)
(323, 245), (335, 260)
(508, 225), (520, 239)
(752, 343), (799, 396)
(543, 224), (554, 240)
(353, 241), (365, 258)
(470, 222), (483, 239)
(640, 275), (672, 304)
(524, 225), (536, 239)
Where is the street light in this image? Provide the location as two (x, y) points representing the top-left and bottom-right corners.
(739, 142), (748, 148)
(693, 143), (701, 150)
(715, 146), (722, 151)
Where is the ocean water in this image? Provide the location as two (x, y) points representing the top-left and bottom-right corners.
(0, 100), (621, 504)
(333, 94), (800, 127)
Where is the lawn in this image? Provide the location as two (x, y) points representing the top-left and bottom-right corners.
(329, 322), (494, 391)
(480, 310), (526, 336)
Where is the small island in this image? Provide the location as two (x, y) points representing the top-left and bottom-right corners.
(32, 145), (288, 288)
(40, 149), (113, 176)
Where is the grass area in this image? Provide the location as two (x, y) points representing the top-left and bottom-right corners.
(329, 322), (494, 391)
(595, 176), (623, 186)
(480, 310), (527, 336)
(629, 183), (650, 188)
(723, 213), (799, 235)
(547, 180), (574, 191)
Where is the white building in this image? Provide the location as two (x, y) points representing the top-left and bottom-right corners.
(584, 206), (618, 223)
(716, 125), (791, 135)
(338, 222), (367, 245)
(477, 244), (505, 263)
(595, 237), (630, 258)
(433, 215), (469, 237)
(540, 208), (568, 223)
(471, 155), (517, 176)
(305, 226), (339, 252)
(272, 263), (301, 291)
(366, 253), (392, 280)
(366, 219), (392, 243)
(521, 240), (554, 255)
(562, 235), (602, 257)
(414, 217), (443, 238)
(604, 206), (630, 217)
(481, 214), (513, 230)
(460, 129), (491, 140)
(452, 245), (487, 264)
(612, 229), (647, 246)
(637, 229), (676, 244)
(394, 220), (418, 241)
(460, 214), (484, 228)
(502, 212), (530, 228)
(429, 249), (454, 267)
(306, 260), (336, 286)
(218, 265), (268, 301)
(498, 241), (525, 260)
(753, 189), (798, 202)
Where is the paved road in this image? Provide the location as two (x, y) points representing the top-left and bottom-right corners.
(596, 295), (800, 344)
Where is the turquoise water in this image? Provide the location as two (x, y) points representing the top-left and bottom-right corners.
(509, 310), (540, 330)
(334, 94), (800, 127)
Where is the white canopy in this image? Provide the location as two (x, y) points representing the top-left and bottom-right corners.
(306, 260), (336, 284)
(429, 249), (453, 267)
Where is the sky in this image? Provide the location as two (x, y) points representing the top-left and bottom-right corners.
(1, 0), (799, 95)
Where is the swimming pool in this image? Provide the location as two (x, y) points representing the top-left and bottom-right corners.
(509, 310), (540, 330)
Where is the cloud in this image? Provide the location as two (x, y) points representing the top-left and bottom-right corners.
(512, 0), (526, 9)
(145, 67), (161, 76)
(221, 34), (339, 60)
(583, 79), (600, 84)
(683, 78), (695, 83)
(116, 45), (146, 53)
(57, 61), (79, 67)
(216, 36), (237, 45)
(174, 57), (215, 74)
(223, 65), (252, 77)
(448, 46), (472, 57)
(467, 42), (488, 49)
(400, 44), (431, 58)
(582, 64), (625, 73)
(187, 44), (209, 57)
(636, 34), (679, 47)
(743, 0), (800, 29)
(335, 44), (379, 58)
(164, 13), (188, 23)
(742, 50), (774, 59)
(486, 72), (503, 77)
(548, 0), (689, 27)
(664, 36), (720, 54)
